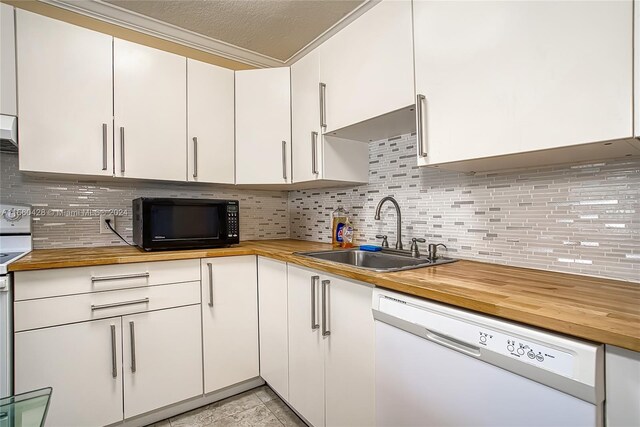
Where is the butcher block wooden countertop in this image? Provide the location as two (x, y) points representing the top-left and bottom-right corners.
(10, 239), (640, 352)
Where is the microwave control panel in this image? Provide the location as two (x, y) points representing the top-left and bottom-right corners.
(227, 205), (239, 238)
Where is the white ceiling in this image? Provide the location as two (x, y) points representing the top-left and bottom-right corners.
(102, 0), (365, 63)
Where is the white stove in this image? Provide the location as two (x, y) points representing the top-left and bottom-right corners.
(0, 203), (32, 398)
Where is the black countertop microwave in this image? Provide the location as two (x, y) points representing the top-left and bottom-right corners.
(132, 198), (239, 251)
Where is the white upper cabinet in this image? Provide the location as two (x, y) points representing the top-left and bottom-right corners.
(16, 10), (114, 176)
(414, 0), (633, 167)
(291, 49), (322, 183)
(187, 59), (235, 184)
(235, 67), (292, 185)
(318, 0), (414, 134)
(114, 39), (187, 181)
(1, 4), (16, 116)
(291, 49), (370, 185)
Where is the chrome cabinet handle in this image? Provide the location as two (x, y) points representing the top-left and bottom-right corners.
(192, 137), (198, 178)
(91, 272), (149, 283)
(119, 126), (125, 173)
(321, 279), (330, 336)
(129, 321), (137, 373)
(91, 297), (149, 311)
(319, 82), (327, 129)
(110, 324), (117, 378)
(311, 275), (320, 330)
(416, 94), (427, 157)
(311, 131), (319, 175)
(282, 140), (288, 181)
(102, 123), (108, 171)
(207, 262), (214, 307)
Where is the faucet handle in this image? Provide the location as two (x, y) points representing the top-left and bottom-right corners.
(376, 234), (389, 248)
(410, 238), (426, 258)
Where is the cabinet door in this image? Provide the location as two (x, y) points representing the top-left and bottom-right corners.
(324, 275), (375, 427)
(1, 4), (16, 116)
(292, 49), (322, 183)
(235, 67), (291, 184)
(257, 257), (289, 400)
(187, 59), (235, 184)
(114, 39), (187, 181)
(318, 0), (414, 133)
(287, 265), (325, 427)
(16, 10), (113, 176)
(202, 256), (259, 393)
(123, 305), (202, 418)
(15, 318), (123, 427)
(414, 0), (633, 166)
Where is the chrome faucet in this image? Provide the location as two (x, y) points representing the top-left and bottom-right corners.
(374, 196), (403, 250)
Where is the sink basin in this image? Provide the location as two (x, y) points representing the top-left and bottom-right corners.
(295, 249), (456, 272)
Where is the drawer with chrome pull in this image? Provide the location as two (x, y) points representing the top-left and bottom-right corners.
(14, 280), (201, 331)
(14, 259), (200, 301)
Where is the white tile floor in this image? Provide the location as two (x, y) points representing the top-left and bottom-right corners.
(149, 386), (306, 427)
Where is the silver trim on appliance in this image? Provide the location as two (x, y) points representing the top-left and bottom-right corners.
(91, 297), (150, 311)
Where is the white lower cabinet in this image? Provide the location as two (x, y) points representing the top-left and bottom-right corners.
(257, 257), (289, 400)
(15, 317), (124, 427)
(287, 264), (375, 427)
(123, 305), (203, 418)
(201, 256), (259, 393)
(14, 261), (203, 427)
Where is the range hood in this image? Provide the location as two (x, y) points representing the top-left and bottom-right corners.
(0, 115), (17, 153)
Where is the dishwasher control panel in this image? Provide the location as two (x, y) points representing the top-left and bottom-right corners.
(477, 328), (574, 376)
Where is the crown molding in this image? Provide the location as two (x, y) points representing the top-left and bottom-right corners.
(37, 0), (379, 68)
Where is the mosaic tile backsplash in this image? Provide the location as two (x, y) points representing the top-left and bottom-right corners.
(0, 153), (289, 248)
(289, 134), (640, 282)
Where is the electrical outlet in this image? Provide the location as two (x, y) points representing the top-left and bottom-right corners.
(100, 214), (115, 234)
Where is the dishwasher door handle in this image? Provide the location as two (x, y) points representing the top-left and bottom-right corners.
(425, 328), (481, 358)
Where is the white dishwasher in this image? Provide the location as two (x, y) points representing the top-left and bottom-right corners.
(372, 288), (604, 427)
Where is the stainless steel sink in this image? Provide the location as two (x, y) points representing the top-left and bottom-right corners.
(295, 249), (456, 272)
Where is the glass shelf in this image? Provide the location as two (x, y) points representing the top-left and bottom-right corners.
(0, 388), (52, 427)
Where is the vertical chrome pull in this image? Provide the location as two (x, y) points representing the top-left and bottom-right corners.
(102, 123), (108, 171)
(192, 137), (198, 178)
(319, 82), (327, 129)
(207, 262), (214, 307)
(110, 324), (117, 378)
(321, 279), (330, 336)
(311, 131), (319, 175)
(311, 275), (320, 330)
(282, 140), (288, 181)
(416, 94), (427, 157)
(129, 321), (136, 373)
(119, 127), (125, 173)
